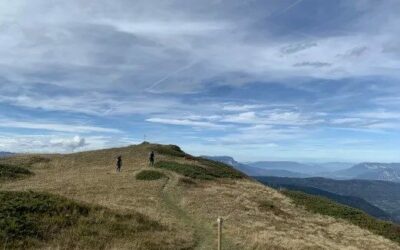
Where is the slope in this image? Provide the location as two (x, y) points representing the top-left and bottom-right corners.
(0, 143), (399, 249)
(256, 176), (400, 223)
(257, 179), (392, 221)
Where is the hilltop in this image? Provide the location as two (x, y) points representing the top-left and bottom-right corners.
(0, 143), (399, 249)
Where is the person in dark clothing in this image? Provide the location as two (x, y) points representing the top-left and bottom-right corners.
(116, 156), (122, 172)
(149, 151), (155, 166)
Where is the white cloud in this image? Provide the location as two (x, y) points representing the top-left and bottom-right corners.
(222, 112), (258, 124)
(222, 104), (264, 112)
(330, 117), (364, 125)
(0, 119), (121, 133)
(100, 20), (230, 36)
(146, 117), (225, 129)
(364, 122), (400, 130)
(0, 134), (138, 153)
(0, 91), (182, 115)
(215, 124), (305, 145)
(221, 110), (322, 126)
(0, 1), (399, 162)
(49, 136), (87, 151)
(0, 0), (399, 98)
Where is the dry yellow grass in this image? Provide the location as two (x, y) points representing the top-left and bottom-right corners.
(1, 143), (399, 249)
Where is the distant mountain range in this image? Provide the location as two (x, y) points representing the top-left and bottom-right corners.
(0, 151), (14, 158)
(247, 161), (325, 174)
(308, 162), (354, 172)
(202, 156), (309, 177)
(203, 155), (400, 183)
(256, 176), (400, 223)
(331, 163), (400, 182)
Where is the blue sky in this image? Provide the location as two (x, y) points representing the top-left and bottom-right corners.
(1, 0), (400, 162)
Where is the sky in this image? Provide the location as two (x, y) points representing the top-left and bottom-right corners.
(0, 0), (400, 162)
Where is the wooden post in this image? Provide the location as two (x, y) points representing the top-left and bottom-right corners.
(217, 217), (223, 250)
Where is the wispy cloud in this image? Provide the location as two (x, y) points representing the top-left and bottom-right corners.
(49, 136), (87, 151)
(0, 119), (121, 133)
(293, 62), (331, 68)
(146, 117), (225, 129)
(0, 1), (400, 161)
(281, 42), (317, 55)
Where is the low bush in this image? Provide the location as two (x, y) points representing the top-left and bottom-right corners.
(155, 161), (214, 180)
(136, 170), (165, 180)
(0, 164), (32, 181)
(155, 161), (245, 180)
(196, 158), (246, 179)
(151, 144), (186, 157)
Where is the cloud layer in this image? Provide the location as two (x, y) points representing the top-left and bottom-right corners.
(0, 0), (400, 162)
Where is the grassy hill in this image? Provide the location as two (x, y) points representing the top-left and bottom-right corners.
(0, 142), (399, 249)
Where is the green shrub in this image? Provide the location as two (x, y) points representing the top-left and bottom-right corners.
(155, 161), (245, 180)
(0, 191), (164, 249)
(0, 164), (32, 181)
(196, 158), (246, 179)
(283, 190), (400, 244)
(136, 170), (165, 180)
(150, 145), (246, 179)
(151, 144), (186, 157)
(155, 161), (214, 180)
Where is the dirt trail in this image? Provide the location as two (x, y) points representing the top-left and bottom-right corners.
(159, 173), (215, 250)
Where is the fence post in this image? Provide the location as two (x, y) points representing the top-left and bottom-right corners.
(217, 217), (223, 250)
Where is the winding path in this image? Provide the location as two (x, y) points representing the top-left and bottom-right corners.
(160, 173), (215, 250)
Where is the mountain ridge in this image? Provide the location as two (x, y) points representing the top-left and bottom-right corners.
(333, 162), (400, 182)
(202, 156), (309, 177)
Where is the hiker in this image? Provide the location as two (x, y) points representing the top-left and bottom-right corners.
(149, 151), (155, 166)
(116, 156), (122, 172)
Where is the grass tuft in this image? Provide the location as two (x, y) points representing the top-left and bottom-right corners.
(283, 190), (400, 245)
(136, 170), (166, 180)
